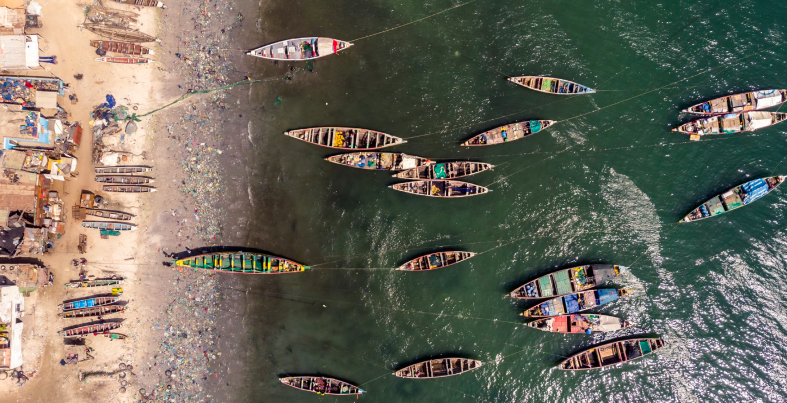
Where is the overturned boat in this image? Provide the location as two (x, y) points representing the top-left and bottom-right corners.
(681, 176), (785, 222)
(461, 120), (555, 146)
(508, 76), (595, 95)
(173, 251), (309, 274)
(61, 296), (120, 311)
(284, 127), (404, 150)
(673, 111), (787, 139)
(397, 251), (475, 271)
(560, 338), (665, 370)
(683, 89), (787, 115)
(90, 40), (154, 55)
(394, 162), (493, 180)
(326, 152), (432, 171)
(96, 176), (154, 184)
(390, 180), (490, 198)
(527, 314), (631, 334)
(393, 358), (482, 379)
(280, 377), (365, 396)
(58, 322), (123, 337)
(58, 304), (126, 319)
(248, 37), (352, 61)
(509, 264), (628, 300)
(521, 288), (631, 318)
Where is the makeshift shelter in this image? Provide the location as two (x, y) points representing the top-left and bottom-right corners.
(0, 35), (39, 70)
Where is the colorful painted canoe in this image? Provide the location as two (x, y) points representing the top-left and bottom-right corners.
(61, 296), (120, 311)
(521, 288), (631, 318)
(527, 314), (631, 334)
(560, 338), (665, 370)
(509, 264), (628, 300)
(82, 221), (137, 231)
(280, 377), (365, 396)
(84, 208), (135, 221)
(95, 56), (153, 64)
(94, 166), (152, 174)
(58, 322), (122, 337)
(248, 37), (352, 61)
(102, 185), (156, 193)
(326, 152), (432, 171)
(90, 40), (154, 55)
(672, 111), (787, 138)
(393, 358), (482, 379)
(389, 180), (490, 198)
(58, 304), (126, 319)
(461, 120), (555, 146)
(394, 161), (493, 180)
(284, 127), (405, 150)
(683, 89), (787, 115)
(64, 278), (124, 289)
(173, 252), (310, 274)
(681, 176), (785, 222)
(508, 76), (595, 95)
(397, 251), (475, 271)
(96, 176), (154, 184)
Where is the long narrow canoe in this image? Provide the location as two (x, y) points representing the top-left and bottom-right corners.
(61, 296), (120, 311)
(390, 180), (490, 198)
(173, 251), (310, 274)
(94, 166), (152, 174)
(683, 89), (787, 115)
(90, 40), (154, 55)
(461, 120), (555, 146)
(284, 127), (404, 150)
(82, 221), (137, 231)
(560, 338), (665, 370)
(508, 76), (595, 95)
(64, 278), (124, 288)
(58, 304), (126, 319)
(280, 377), (364, 395)
(96, 176), (154, 184)
(398, 251), (475, 271)
(527, 314), (631, 334)
(521, 288), (631, 318)
(681, 176), (785, 223)
(84, 208), (135, 221)
(393, 358), (482, 379)
(326, 153), (432, 171)
(394, 162), (493, 180)
(81, 24), (156, 43)
(95, 56), (153, 64)
(672, 111), (787, 138)
(103, 185), (156, 193)
(110, 0), (165, 7)
(248, 37), (352, 61)
(509, 264), (628, 300)
(58, 322), (123, 337)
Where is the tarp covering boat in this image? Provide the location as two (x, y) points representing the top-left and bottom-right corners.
(673, 111), (787, 138)
(683, 89), (787, 115)
(522, 288), (631, 317)
(681, 176), (785, 222)
(284, 127), (404, 150)
(461, 120), (555, 146)
(509, 264), (628, 299)
(393, 358), (482, 378)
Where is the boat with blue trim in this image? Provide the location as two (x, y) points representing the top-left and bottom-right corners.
(683, 89), (787, 115)
(673, 111), (787, 139)
(509, 264), (628, 300)
(173, 251), (309, 274)
(681, 176), (785, 222)
(461, 120), (555, 146)
(521, 288), (631, 318)
(508, 76), (595, 95)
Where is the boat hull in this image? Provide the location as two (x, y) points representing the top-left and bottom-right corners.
(90, 40), (153, 55)
(521, 288), (630, 318)
(509, 264), (628, 299)
(285, 127), (404, 150)
(683, 89), (787, 115)
(508, 76), (595, 95)
(326, 152), (432, 171)
(248, 38), (352, 61)
(390, 180), (490, 197)
(58, 304), (126, 319)
(94, 166), (153, 174)
(681, 176), (785, 222)
(394, 161), (493, 180)
(559, 338), (665, 370)
(673, 111), (787, 136)
(280, 377), (365, 395)
(397, 251), (476, 271)
(61, 297), (120, 311)
(461, 120), (555, 146)
(393, 358), (482, 379)
(527, 314), (631, 334)
(95, 57), (152, 64)
(174, 251), (309, 274)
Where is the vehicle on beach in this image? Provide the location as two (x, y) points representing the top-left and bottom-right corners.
(461, 120), (555, 146)
(521, 288), (631, 318)
(672, 111), (787, 139)
(326, 152), (432, 171)
(81, 221), (137, 231)
(508, 76), (595, 95)
(248, 37), (353, 61)
(509, 264), (628, 300)
(389, 180), (490, 197)
(173, 251), (310, 274)
(280, 376), (365, 396)
(680, 176), (785, 222)
(393, 358), (482, 378)
(683, 89), (787, 115)
(559, 338), (665, 370)
(285, 127), (405, 150)
(527, 314), (631, 334)
(397, 251), (475, 271)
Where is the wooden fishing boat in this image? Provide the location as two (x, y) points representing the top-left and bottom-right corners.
(508, 76), (595, 95)
(527, 314), (631, 334)
(58, 304), (126, 319)
(461, 120), (555, 146)
(94, 166), (152, 174)
(82, 221), (137, 231)
(248, 37), (352, 61)
(393, 358), (482, 379)
(102, 185), (156, 193)
(394, 162), (493, 180)
(81, 24), (156, 43)
(58, 322), (123, 337)
(95, 56), (153, 64)
(284, 127), (404, 150)
(680, 176), (785, 223)
(508, 264), (628, 300)
(280, 376), (365, 396)
(398, 251), (475, 271)
(325, 152), (432, 171)
(90, 40), (154, 55)
(173, 251), (310, 274)
(560, 338), (665, 370)
(521, 288), (631, 318)
(672, 111), (787, 139)
(96, 176), (154, 184)
(683, 89), (787, 115)
(389, 180), (490, 198)
(84, 208), (135, 221)
(110, 0), (165, 7)
(61, 296), (120, 311)
(64, 278), (124, 289)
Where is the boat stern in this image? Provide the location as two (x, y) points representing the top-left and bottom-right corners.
(617, 265), (629, 273)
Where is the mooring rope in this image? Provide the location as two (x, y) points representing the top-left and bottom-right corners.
(349, 0), (481, 42)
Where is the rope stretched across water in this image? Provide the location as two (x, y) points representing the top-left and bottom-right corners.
(350, 0), (480, 42)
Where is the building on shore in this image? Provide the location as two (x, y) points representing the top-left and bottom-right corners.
(0, 281), (24, 369)
(0, 105), (62, 150)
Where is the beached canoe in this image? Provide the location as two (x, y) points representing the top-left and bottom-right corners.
(64, 278), (124, 289)
(325, 152), (432, 171)
(521, 288), (631, 318)
(110, 0), (165, 7)
(61, 296), (120, 311)
(559, 338), (665, 370)
(508, 76), (595, 95)
(397, 251), (476, 271)
(81, 24), (156, 43)
(509, 264), (628, 300)
(284, 127), (404, 150)
(96, 176), (154, 184)
(461, 120), (555, 146)
(90, 40), (154, 55)
(683, 89), (787, 115)
(393, 358), (482, 379)
(527, 314), (631, 334)
(280, 377), (365, 396)
(248, 37), (352, 61)
(94, 166), (153, 174)
(173, 251), (310, 274)
(58, 304), (126, 319)
(102, 185), (156, 193)
(58, 322), (123, 337)
(84, 208), (135, 221)
(95, 56), (153, 64)
(389, 180), (490, 198)
(672, 111), (787, 139)
(680, 176), (785, 223)
(394, 162), (493, 180)
(82, 221), (137, 231)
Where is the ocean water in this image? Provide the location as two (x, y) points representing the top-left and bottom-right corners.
(220, 0), (787, 401)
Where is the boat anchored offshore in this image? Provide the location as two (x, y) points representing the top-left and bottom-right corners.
(393, 358), (482, 379)
(673, 111), (787, 140)
(284, 127), (405, 150)
(326, 152), (432, 171)
(173, 251), (309, 274)
(508, 76), (595, 95)
(560, 338), (665, 370)
(397, 251), (475, 271)
(681, 176), (785, 222)
(527, 314), (631, 334)
(248, 37), (352, 61)
(280, 377), (365, 396)
(461, 120), (555, 146)
(82, 221), (137, 231)
(683, 89), (787, 115)
(521, 288), (631, 318)
(390, 180), (490, 197)
(64, 278), (124, 288)
(394, 162), (493, 180)
(509, 264), (628, 300)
